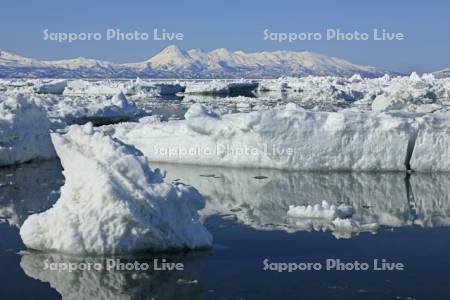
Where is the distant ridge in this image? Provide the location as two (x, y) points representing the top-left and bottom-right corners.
(0, 46), (397, 78)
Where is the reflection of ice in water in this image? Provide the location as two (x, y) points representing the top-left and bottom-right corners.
(0, 160), (63, 227)
(2, 159), (450, 238)
(154, 163), (450, 237)
(20, 252), (206, 300)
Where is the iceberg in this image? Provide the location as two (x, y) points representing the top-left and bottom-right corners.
(410, 113), (450, 172)
(107, 104), (417, 171)
(34, 79), (67, 95)
(37, 91), (143, 126)
(64, 79), (184, 96)
(124, 79), (185, 95)
(0, 94), (56, 166)
(184, 80), (258, 96)
(20, 123), (212, 254)
(55, 92), (142, 125)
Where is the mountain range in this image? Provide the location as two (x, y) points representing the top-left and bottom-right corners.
(0, 45), (432, 79)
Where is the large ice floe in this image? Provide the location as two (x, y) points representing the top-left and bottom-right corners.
(39, 91), (143, 126)
(410, 113), (450, 172)
(0, 94), (56, 166)
(106, 103), (418, 171)
(63, 79), (184, 96)
(34, 79), (68, 95)
(183, 80), (258, 96)
(20, 123), (212, 254)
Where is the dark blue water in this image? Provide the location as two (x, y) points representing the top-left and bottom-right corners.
(1, 161), (450, 299)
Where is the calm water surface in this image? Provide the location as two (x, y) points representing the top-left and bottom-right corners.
(1, 160), (450, 299)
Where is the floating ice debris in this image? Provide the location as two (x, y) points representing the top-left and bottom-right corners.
(64, 79), (184, 96)
(20, 123), (212, 254)
(34, 79), (67, 95)
(39, 91), (143, 126)
(0, 94), (56, 166)
(184, 80), (258, 95)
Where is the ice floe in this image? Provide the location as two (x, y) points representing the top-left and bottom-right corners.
(34, 79), (67, 95)
(20, 123), (212, 254)
(43, 92), (143, 126)
(63, 79), (184, 96)
(258, 73), (450, 113)
(410, 112), (450, 172)
(106, 104), (417, 171)
(0, 94), (56, 166)
(184, 80), (258, 96)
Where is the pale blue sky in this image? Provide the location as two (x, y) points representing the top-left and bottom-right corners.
(1, 0), (449, 72)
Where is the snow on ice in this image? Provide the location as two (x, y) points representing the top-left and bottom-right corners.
(20, 123), (212, 254)
(107, 103), (417, 171)
(0, 94), (56, 166)
(42, 91), (143, 126)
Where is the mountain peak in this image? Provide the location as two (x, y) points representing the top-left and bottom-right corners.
(159, 45), (186, 56)
(0, 47), (397, 78)
(147, 45), (193, 69)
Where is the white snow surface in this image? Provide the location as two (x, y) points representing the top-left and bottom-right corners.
(183, 79), (258, 95)
(0, 94), (56, 166)
(410, 112), (450, 171)
(34, 79), (67, 95)
(64, 79), (183, 96)
(24, 91), (143, 126)
(20, 123), (212, 254)
(106, 104), (417, 171)
(47, 92), (141, 125)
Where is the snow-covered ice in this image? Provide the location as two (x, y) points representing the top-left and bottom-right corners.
(184, 80), (258, 95)
(34, 79), (67, 95)
(107, 104), (417, 171)
(258, 73), (450, 113)
(63, 79), (184, 96)
(45, 92), (142, 125)
(20, 123), (212, 254)
(410, 112), (450, 172)
(1, 74), (450, 170)
(0, 94), (56, 166)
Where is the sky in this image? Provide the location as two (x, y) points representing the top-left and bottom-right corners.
(1, 0), (449, 73)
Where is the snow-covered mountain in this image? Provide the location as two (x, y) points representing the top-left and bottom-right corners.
(0, 51), (135, 78)
(433, 68), (450, 78)
(1, 46), (394, 78)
